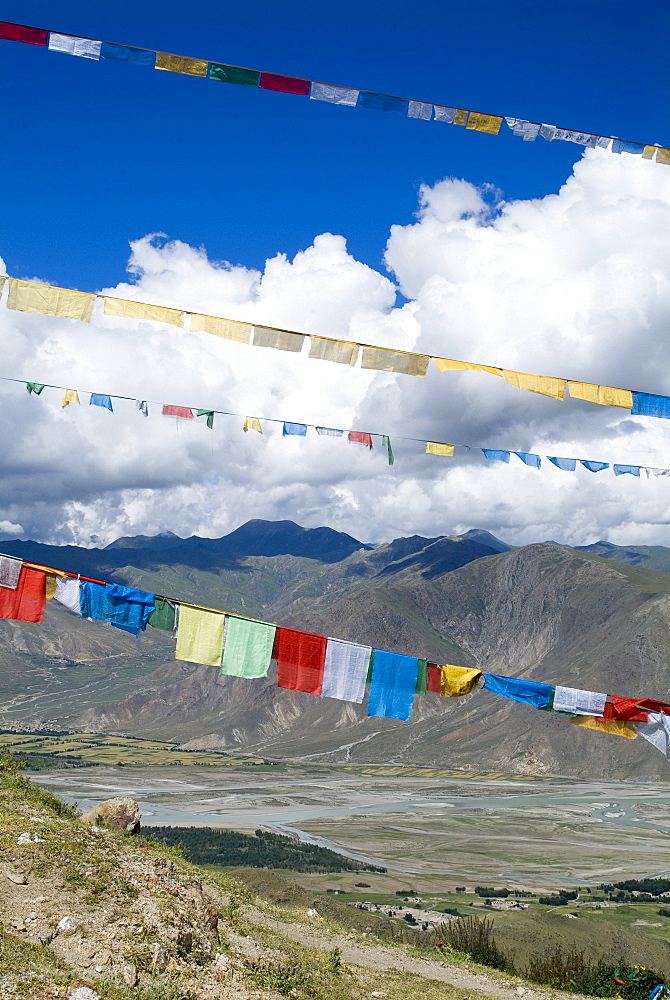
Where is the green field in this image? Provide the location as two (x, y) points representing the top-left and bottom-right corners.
(0, 731), (265, 766)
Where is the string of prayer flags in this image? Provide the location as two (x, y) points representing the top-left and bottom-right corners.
(243, 416), (263, 434)
(349, 431), (373, 449)
(90, 394), (113, 412)
(62, 389), (80, 407)
(320, 638), (372, 703)
(175, 605), (226, 667)
(220, 617), (276, 679)
(275, 627), (327, 695)
(368, 650), (419, 721)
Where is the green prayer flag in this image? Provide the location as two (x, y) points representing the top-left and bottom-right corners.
(209, 63), (260, 87)
(26, 382), (45, 395)
(382, 435), (394, 466)
(148, 597), (176, 632)
(415, 658), (428, 695)
(220, 616), (276, 678)
(366, 649), (375, 684)
(197, 409), (214, 429)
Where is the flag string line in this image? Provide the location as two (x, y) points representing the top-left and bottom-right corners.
(2, 277), (668, 421)
(1, 19), (665, 160)
(3, 373), (669, 477)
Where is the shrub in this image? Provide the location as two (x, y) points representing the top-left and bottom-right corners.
(432, 916), (512, 971)
(526, 946), (665, 999)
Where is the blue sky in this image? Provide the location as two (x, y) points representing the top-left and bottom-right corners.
(1, 0), (668, 292)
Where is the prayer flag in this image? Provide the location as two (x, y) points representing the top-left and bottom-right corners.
(209, 63), (260, 86)
(348, 431), (373, 449)
(415, 658), (428, 695)
(642, 146), (658, 160)
(48, 33), (101, 59)
(357, 92), (409, 113)
(434, 106), (456, 123)
(103, 296), (184, 327)
(553, 686), (607, 717)
(631, 393), (670, 419)
(612, 139), (645, 155)
(361, 347), (429, 377)
(283, 422), (307, 436)
(408, 101), (433, 120)
(580, 461), (609, 473)
(176, 605), (225, 666)
(483, 673), (553, 708)
(321, 638), (372, 703)
(275, 627), (327, 694)
(426, 442), (455, 456)
(0, 22), (48, 45)
(162, 405), (194, 419)
(259, 72), (310, 95)
(614, 465), (640, 476)
(433, 357), (502, 376)
(503, 370), (566, 399)
(54, 577), (82, 616)
(80, 582), (155, 635)
(368, 650), (418, 721)
(90, 394), (113, 412)
(100, 42), (156, 65)
(634, 713), (670, 756)
(316, 427), (343, 437)
(221, 617), (276, 678)
(45, 573), (58, 600)
(148, 597), (175, 632)
(190, 314), (251, 343)
(0, 567), (46, 623)
(62, 389), (80, 407)
(516, 452), (541, 468)
(426, 663), (442, 694)
(243, 416), (262, 434)
(136, 400), (149, 417)
(253, 326), (305, 352)
(656, 148), (670, 165)
(482, 449), (509, 463)
(382, 435), (394, 466)
(310, 82), (358, 105)
(505, 118), (540, 141)
(7, 280), (95, 322)
(197, 409), (214, 429)
(0, 556), (22, 590)
(308, 337), (359, 366)
(26, 383), (45, 395)
(548, 456), (577, 471)
(466, 112), (503, 135)
(570, 716), (638, 739)
(437, 665), (482, 697)
(568, 382), (633, 409)
(155, 52), (208, 76)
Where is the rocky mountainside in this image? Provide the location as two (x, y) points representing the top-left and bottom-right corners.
(2, 523), (670, 780)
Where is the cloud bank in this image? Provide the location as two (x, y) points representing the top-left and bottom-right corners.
(1, 148), (670, 547)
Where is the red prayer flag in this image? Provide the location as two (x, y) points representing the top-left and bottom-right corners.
(0, 22), (48, 45)
(259, 72), (310, 96)
(348, 431), (373, 449)
(275, 627), (327, 694)
(426, 663), (442, 694)
(0, 567), (46, 623)
(162, 405), (194, 419)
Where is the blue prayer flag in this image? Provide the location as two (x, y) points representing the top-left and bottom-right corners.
(283, 422), (307, 437)
(548, 456), (577, 471)
(357, 91), (409, 114)
(483, 673), (553, 709)
(612, 139), (645, 155)
(631, 393), (670, 419)
(613, 465), (641, 476)
(515, 452), (541, 468)
(80, 582), (155, 635)
(482, 449), (510, 463)
(90, 394), (113, 412)
(100, 42), (156, 66)
(581, 460), (609, 473)
(368, 650), (418, 721)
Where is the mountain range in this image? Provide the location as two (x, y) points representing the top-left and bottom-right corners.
(2, 519), (670, 780)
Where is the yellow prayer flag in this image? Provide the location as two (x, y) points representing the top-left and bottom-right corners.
(454, 108), (468, 127)
(243, 416), (262, 434)
(45, 573), (58, 600)
(656, 148), (670, 165)
(570, 715), (638, 739)
(466, 113), (503, 136)
(62, 389), (80, 407)
(104, 296), (185, 328)
(361, 346), (429, 377)
(425, 442), (455, 456)
(503, 370), (566, 400)
(309, 336), (359, 366)
(7, 280), (95, 322)
(642, 146), (657, 160)
(567, 382), (633, 409)
(175, 605), (225, 666)
(438, 664), (482, 697)
(155, 52), (208, 76)
(433, 357), (502, 376)
(190, 314), (251, 343)
(252, 326), (305, 352)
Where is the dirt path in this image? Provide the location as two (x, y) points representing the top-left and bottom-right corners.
(255, 909), (578, 1000)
